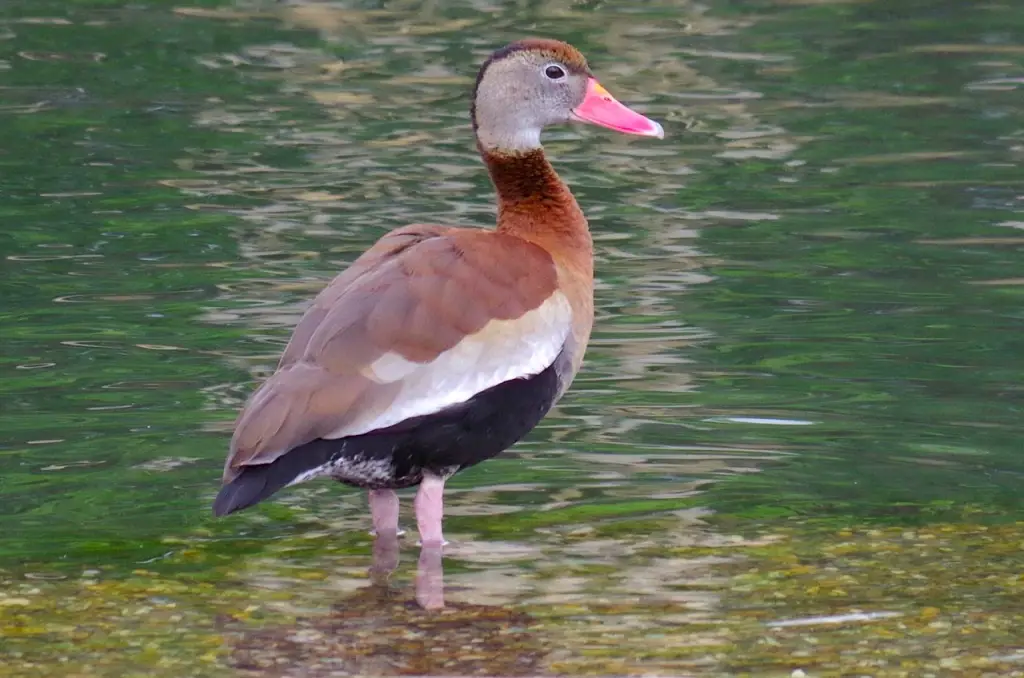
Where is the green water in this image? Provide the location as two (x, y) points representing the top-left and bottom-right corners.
(2, 0), (1022, 675)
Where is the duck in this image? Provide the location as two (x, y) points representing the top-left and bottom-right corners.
(213, 38), (664, 550)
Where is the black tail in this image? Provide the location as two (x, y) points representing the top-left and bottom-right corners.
(212, 438), (340, 517)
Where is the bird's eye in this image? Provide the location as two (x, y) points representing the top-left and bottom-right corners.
(544, 64), (567, 80)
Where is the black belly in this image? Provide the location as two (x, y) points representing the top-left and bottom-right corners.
(212, 357), (562, 516)
(322, 356), (561, 489)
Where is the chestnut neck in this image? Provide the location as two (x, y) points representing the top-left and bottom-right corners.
(481, 146), (591, 256)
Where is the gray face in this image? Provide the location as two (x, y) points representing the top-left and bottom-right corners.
(473, 52), (590, 152)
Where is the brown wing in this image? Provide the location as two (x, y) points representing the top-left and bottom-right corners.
(222, 225), (566, 483)
(276, 224), (449, 369)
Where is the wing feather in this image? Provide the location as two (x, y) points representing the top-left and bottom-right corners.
(222, 225), (567, 483)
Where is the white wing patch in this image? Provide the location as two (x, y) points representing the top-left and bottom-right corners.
(362, 352), (419, 383)
(332, 291), (572, 438)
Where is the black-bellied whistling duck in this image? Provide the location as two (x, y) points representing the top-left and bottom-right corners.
(213, 39), (663, 549)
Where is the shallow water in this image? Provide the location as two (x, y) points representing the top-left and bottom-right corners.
(2, 0), (1023, 675)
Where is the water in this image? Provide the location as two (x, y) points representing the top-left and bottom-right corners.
(2, 0), (1022, 675)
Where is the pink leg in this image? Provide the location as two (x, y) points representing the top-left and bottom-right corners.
(414, 473), (447, 547)
(368, 489), (400, 537)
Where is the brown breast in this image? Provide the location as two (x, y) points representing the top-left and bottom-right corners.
(485, 146), (595, 384)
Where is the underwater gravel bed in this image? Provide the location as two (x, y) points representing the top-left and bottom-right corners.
(2, 519), (1022, 676)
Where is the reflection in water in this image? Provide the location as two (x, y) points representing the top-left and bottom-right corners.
(369, 530), (402, 587)
(213, 506), (761, 674)
(415, 544), (444, 611)
(231, 595), (544, 676)
(368, 531), (444, 611)
(231, 538), (546, 677)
